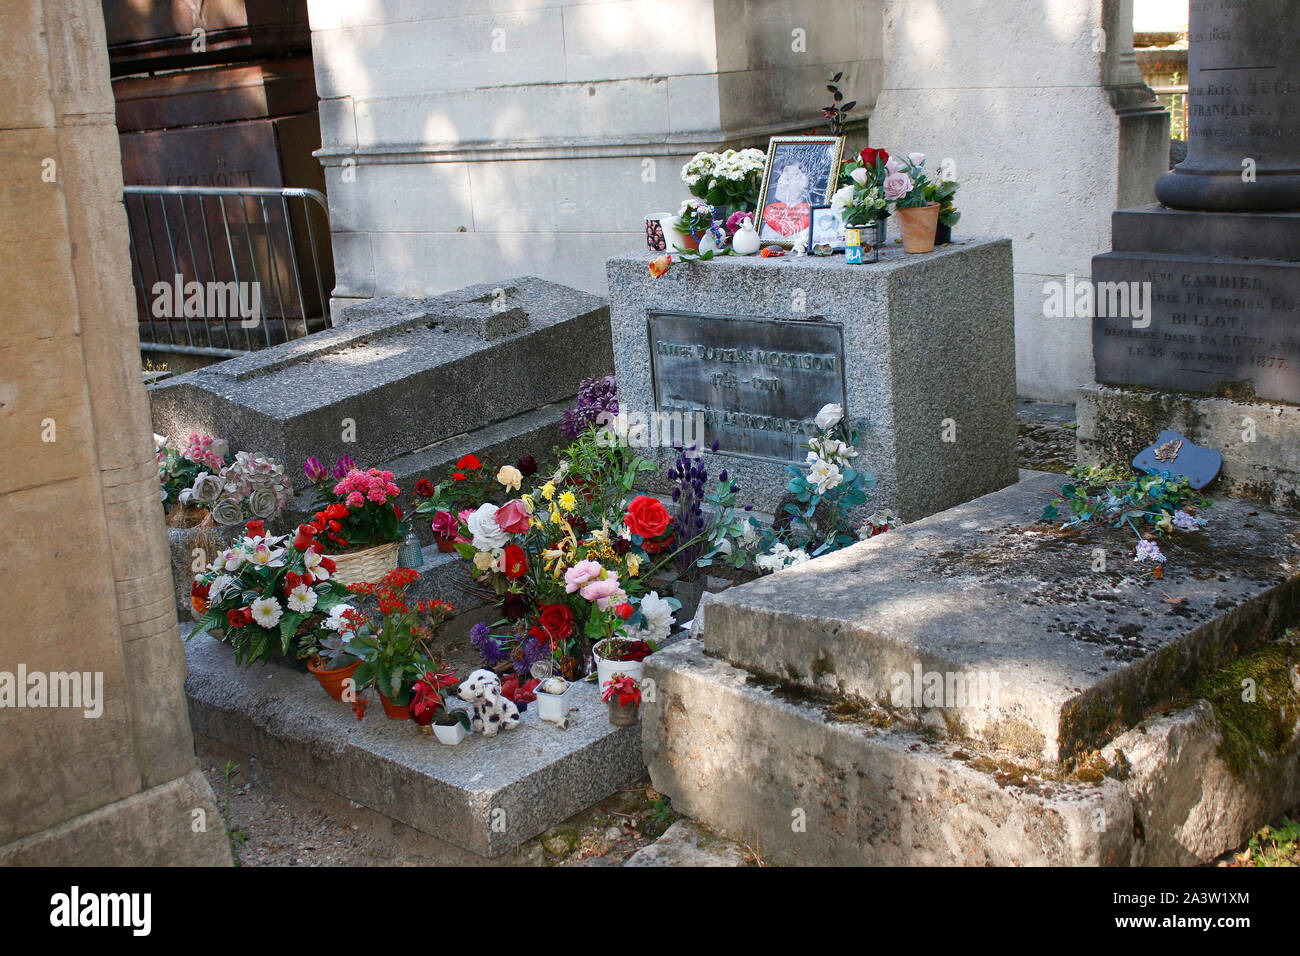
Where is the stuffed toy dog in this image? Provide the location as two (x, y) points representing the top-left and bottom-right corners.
(457, 669), (521, 737)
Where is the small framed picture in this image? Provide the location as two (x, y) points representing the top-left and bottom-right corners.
(755, 136), (845, 249)
(809, 204), (846, 251)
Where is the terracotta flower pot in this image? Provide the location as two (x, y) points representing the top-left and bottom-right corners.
(895, 202), (940, 254)
(307, 656), (359, 702)
(378, 690), (412, 720)
(675, 229), (700, 251)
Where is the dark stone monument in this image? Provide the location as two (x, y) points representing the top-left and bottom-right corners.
(1081, 0), (1300, 511)
(1131, 430), (1223, 490)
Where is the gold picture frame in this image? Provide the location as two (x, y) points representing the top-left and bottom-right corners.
(754, 136), (845, 249)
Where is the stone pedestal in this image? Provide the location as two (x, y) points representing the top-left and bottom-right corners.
(606, 242), (1018, 522)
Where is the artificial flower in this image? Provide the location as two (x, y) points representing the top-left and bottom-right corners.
(466, 503), (510, 551)
(815, 403), (844, 430)
(497, 464), (523, 492)
(250, 596), (283, 628)
(495, 499), (531, 534)
(503, 543), (528, 579)
(625, 494), (671, 541)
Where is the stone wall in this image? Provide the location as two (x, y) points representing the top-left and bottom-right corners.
(867, 0), (1169, 403)
(307, 0), (884, 304)
(0, 0), (229, 865)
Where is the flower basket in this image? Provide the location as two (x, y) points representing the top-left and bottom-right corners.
(329, 539), (401, 587)
(895, 202), (940, 253)
(607, 697), (640, 727)
(307, 656), (359, 702)
(378, 690), (411, 720)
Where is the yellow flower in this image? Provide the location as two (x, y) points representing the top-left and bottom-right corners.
(558, 491), (577, 512)
(550, 509), (564, 526)
(520, 494), (536, 513)
(626, 553), (640, 577)
(540, 481), (556, 501)
(497, 465), (523, 492)
(472, 550), (496, 572)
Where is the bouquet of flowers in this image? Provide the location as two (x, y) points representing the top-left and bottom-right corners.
(831, 146), (891, 226)
(889, 152), (935, 210)
(202, 451), (293, 526)
(189, 519), (353, 666)
(680, 148), (766, 211)
(157, 432), (228, 510)
(412, 452), (541, 549)
(304, 457), (410, 553)
(343, 569), (454, 706)
(671, 197), (717, 239)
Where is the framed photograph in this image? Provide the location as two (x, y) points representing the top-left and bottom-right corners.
(809, 203), (846, 252)
(755, 136), (845, 248)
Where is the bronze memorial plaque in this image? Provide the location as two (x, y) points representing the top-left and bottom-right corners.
(647, 311), (847, 463)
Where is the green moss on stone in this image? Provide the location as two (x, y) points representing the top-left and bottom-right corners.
(1190, 641), (1300, 779)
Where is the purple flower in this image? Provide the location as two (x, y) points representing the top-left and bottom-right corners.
(303, 456), (328, 482)
(332, 455), (356, 479)
(471, 622), (508, 667)
(561, 375), (619, 439)
(1135, 539), (1165, 564)
(515, 637), (549, 677)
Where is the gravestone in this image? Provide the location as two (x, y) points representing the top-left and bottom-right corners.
(1083, 0), (1300, 509)
(606, 242), (1019, 521)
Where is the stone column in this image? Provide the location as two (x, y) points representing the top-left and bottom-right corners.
(1155, 0), (1300, 212)
(0, 0), (230, 864)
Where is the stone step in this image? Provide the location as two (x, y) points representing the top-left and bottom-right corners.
(149, 276), (611, 490)
(181, 623), (645, 858)
(695, 470), (1300, 763)
(642, 638), (1132, 866)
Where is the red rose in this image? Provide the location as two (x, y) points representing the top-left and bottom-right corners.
(615, 602), (633, 620)
(496, 499), (531, 534)
(320, 555), (336, 574)
(503, 544), (528, 580)
(625, 494), (671, 541)
(536, 603), (574, 643)
(860, 147), (889, 170)
(293, 523), (317, 550)
(502, 592), (532, 621)
(415, 479), (435, 498)
(623, 640), (653, 662)
(227, 607), (253, 628)
(641, 531), (674, 555)
(244, 520), (265, 538)
(500, 674), (540, 704)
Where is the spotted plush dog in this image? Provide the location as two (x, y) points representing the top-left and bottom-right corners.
(457, 669), (521, 737)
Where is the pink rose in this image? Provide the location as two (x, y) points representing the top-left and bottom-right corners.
(431, 510), (460, 540)
(580, 576), (626, 610)
(564, 560), (603, 593)
(883, 171), (913, 201)
(496, 499), (531, 534)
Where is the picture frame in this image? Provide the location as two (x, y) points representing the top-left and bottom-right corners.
(754, 136), (845, 249)
(809, 203), (846, 252)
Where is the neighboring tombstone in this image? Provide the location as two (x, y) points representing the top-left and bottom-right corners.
(1081, 0), (1300, 511)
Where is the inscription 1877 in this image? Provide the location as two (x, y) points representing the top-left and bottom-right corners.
(647, 311), (847, 463)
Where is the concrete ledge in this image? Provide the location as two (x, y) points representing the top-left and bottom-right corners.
(695, 470), (1300, 762)
(182, 629), (645, 857)
(0, 768), (232, 866)
(643, 639), (1132, 866)
(1077, 382), (1300, 512)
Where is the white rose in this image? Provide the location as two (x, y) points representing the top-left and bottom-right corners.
(815, 403), (844, 431)
(830, 185), (855, 212)
(850, 167), (869, 185)
(467, 503), (510, 551)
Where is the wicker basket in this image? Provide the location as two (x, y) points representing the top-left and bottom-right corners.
(329, 540), (401, 587)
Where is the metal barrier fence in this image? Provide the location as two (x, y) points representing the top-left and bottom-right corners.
(124, 185), (334, 358)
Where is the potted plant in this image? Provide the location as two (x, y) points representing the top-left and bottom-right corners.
(344, 568), (454, 719)
(832, 147), (891, 258)
(304, 456), (411, 586)
(602, 673), (642, 727)
(299, 606), (364, 701)
(594, 590), (675, 686)
(410, 670), (472, 744)
(669, 198), (715, 251)
(534, 674), (572, 724)
(410, 453), (500, 553)
(188, 519), (353, 668)
(680, 148), (766, 221)
(889, 152), (941, 253)
(924, 174), (960, 245)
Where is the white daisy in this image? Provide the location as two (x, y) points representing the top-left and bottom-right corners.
(251, 596), (282, 628)
(286, 585), (317, 613)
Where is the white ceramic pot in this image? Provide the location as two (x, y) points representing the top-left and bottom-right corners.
(433, 719), (470, 745)
(594, 641), (646, 691)
(535, 680), (571, 723)
(731, 217), (761, 255)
